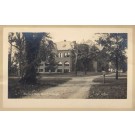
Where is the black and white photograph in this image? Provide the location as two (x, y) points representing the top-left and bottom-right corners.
(7, 28), (128, 99)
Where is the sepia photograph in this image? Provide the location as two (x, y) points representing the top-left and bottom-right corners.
(2, 26), (134, 109)
(8, 29), (128, 99)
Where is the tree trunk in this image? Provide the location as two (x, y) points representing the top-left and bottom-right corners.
(75, 63), (77, 75)
(8, 44), (13, 76)
(84, 64), (87, 75)
(20, 65), (37, 84)
(20, 33), (44, 84)
(116, 50), (118, 80)
(19, 51), (23, 78)
(84, 69), (87, 75)
(75, 53), (78, 75)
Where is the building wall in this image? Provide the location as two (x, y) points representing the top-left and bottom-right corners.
(37, 40), (99, 73)
(38, 61), (45, 73)
(56, 50), (72, 73)
(37, 50), (72, 73)
(37, 40), (73, 73)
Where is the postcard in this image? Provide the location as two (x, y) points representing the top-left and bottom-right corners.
(0, 26), (135, 110)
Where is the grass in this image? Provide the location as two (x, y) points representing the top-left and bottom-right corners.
(89, 74), (127, 99)
(39, 72), (104, 77)
(8, 77), (71, 98)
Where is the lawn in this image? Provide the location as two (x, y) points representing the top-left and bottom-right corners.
(8, 77), (71, 98)
(89, 73), (127, 99)
(39, 72), (104, 77)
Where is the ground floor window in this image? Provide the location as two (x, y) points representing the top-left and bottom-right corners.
(45, 68), (49, 72)
(57, 69), (62, 72)
(39, 69), (43, 72)
(64, 69), (69, 73)
(39, 63), (44, 66)
(51, 68), (56, 72)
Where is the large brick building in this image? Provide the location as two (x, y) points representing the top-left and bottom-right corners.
(38, 40), (73, 73)
(37, 40), (100, 74)
(55, 40), (73, 73)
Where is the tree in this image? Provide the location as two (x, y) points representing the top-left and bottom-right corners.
(8, 32), (57, 83)
(96, 47), (110, 72)
(96, 33), (127, 79)
(39, 40), (58, 72)
(72, 43), (100, 75)
(20, 32), (48, 84)
(8, 32), (25, 76)
(8, 32), (16, 75)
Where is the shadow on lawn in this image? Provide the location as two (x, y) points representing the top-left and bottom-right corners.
(8, 77), (72, 98)
(89, 76), (127, 99)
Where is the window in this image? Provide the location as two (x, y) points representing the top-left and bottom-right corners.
(45, 63), (50, 66)
(51, 68), (55, 72)
(67, 52), (70, 57)
(58, 62), (62, 66)
(58, 53), (63, 58)
(39, 69), (43, 72)
(64, 52), (70, 57)
(64, 61), (69, 66)
(64, 52), (67, 57)
(39, 64), (44, 66)
(64, 69), (69, 73)
(57, 69), (62, 72)
(45, 67), (49, 72)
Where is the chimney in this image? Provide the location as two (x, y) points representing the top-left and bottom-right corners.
(73, 41), (76, 44)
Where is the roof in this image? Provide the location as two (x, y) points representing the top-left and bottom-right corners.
(56, 40), (72, 50)
(55, 40), (103, 51)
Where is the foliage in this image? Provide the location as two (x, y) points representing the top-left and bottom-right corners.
(19, 32), (47, 84)
(8, 32), (26, 76)
(72, 43), (100, 74)
(89, 73), (127, 99)
(8, 32), (57, 83)
(96, 33), (127, 79)
(39, 40), (58, 72)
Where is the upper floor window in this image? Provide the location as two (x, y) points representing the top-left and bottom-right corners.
(58, 53), (63, 58)
(64, 52), (67, 57)
(64, 52), (70, 57)
(67, 52), (70, 57)
(58, 62), (62, 66)
(64, 61), (69, 66)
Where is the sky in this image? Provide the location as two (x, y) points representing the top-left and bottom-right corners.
(40, 28), (99, 43)
(9, 28), (99, 55)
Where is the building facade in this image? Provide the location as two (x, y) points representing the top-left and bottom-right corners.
(37, 40), (100, 74)
(38, 40), (73, 73)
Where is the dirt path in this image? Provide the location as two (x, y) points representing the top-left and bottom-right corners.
(24, 75), (101, 99)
